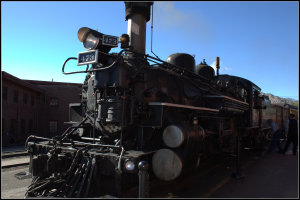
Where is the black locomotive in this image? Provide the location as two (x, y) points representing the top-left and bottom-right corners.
(25, 2), (269, 198)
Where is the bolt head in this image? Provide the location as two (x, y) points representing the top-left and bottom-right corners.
(138, 161), (149, 170)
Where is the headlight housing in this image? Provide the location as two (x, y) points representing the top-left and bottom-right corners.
(78, 27), (102, 50)
(77, 27), (119, 53)
(83, 33), (100, 50)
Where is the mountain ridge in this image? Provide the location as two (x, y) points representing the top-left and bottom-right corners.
(261, 92), (298, 108)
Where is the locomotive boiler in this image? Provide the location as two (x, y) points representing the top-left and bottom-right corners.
(25, 2), (268, 198)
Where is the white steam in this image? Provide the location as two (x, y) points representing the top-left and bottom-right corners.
(210, 61), (232, 74)
(153, 2), (214, 45)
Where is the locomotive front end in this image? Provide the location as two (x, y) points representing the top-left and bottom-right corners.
(26, 2), (155, 198)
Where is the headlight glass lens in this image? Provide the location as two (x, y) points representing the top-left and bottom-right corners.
(83, 33), (99, 50)
(125, 160), (135, 171)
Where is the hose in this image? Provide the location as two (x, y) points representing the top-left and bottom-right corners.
(83, 157), (96, 197)
(67, 158), (86, 197)
(62, 50), (126, 75)
(76, 157), (92, 197)
(25, 137), (124, 197)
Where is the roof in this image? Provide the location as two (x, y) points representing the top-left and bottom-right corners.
(284, 103), (299, 111)
(2, 71), (45, 93)
(24, 80), (82, 87)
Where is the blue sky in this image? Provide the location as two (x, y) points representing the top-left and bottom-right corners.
(1, 1), (299, 100)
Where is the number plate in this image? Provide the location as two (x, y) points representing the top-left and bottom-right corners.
(77, 50), (98, 66)
(102, 35), (118, 47)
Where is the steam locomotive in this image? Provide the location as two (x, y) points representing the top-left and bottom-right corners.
(25, 2), (269, 198)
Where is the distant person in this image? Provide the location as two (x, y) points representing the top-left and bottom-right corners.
(267, 119), (283, 153)
(284, 117), (290, 139)
(282, 114), (298, 155)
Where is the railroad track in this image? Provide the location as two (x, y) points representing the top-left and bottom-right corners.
(2, 150), (30, 169)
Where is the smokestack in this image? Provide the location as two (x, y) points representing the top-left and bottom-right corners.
(216, 57), (220, 76)
(125, 2), (153, 54)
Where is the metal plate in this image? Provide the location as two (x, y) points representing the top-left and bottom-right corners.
(152, 149), (182, 181)
(102, 35), (118, 47)
(163, 125), (184, 148)
(77, 50), (98, 66)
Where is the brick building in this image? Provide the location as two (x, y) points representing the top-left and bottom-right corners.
(2, 71), (82, 146)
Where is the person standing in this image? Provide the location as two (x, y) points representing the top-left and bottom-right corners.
(284, 117), (289, 139)
(267, 119), (283, 153)
(282, 114), (298, 155)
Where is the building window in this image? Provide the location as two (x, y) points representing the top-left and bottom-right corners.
(49, 98), (59, 107)
(14, 90), (18, 103)
(49, 121), (58, 135)
(23, 93), (28, 104)
(3, 87), (8, 102)
(28, 120), (33, 133)
(21, 119), (26, 136)
(36, 95), (40, 104)
(9, 119), (17, 144)
(31, 95), (35, 106)
(34, 113), (37, 130)
(10, 119), (17, 143)
(41, 95), (46, 104)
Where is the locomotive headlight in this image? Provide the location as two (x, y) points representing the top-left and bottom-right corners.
(125, 160), (135, 171)
(78, 27), (91, 42)
(78, 27), (101, 50)
(83, 33), (100, 50)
